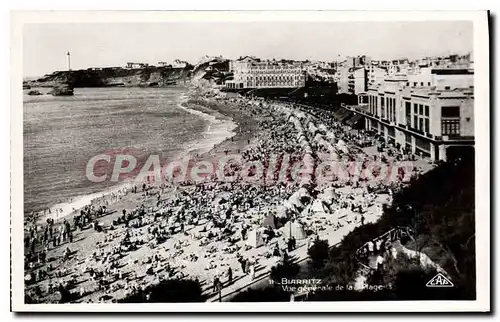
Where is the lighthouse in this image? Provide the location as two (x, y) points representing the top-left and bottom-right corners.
(67, 51), (71, 71)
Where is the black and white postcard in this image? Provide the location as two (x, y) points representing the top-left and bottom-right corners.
(10, 10), (490, 312)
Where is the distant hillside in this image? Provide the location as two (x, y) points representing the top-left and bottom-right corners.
(25, 58), (231, 88)
(26, 66), (193, 88)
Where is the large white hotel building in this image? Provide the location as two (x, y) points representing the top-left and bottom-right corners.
(225, 56), (306, 90)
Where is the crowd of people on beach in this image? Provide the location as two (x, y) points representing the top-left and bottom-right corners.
(24, 88), (432, 304)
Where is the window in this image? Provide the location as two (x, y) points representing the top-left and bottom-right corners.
(413, 116), (418, 128)
(419, 118), (423, 131)
(445, 86), (451, 90)
(428, 82), (431, 86)
(419, 104), (423, 115)
(405, 102), (412, 125)
(441, 106), (460, 117)
(414, 82), (417, 86)
(405, 102), (412, 115)
(413, 103), (417, 114)
(421, 82), (424, 86)
(441, 119), (460, 136)
(425, 105), (429, 117)
(424, 119), (430, 133)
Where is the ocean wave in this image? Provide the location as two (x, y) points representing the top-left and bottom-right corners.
(30, 91), (238, 223)
(176, 94), (238, 156)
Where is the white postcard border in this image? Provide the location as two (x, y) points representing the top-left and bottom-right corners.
(10, 10), (490, 312)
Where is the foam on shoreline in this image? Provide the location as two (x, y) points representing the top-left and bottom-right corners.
(177, 93), (238, 156)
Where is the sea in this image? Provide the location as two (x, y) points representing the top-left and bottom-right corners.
(23, 87), (236, 219)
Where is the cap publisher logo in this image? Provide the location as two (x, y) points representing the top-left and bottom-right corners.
(426, 273), (454, 288)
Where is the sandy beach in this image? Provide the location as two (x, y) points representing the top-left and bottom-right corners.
(24, 88), (434, 304)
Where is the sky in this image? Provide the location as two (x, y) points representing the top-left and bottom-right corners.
(23, 21), (473, 77)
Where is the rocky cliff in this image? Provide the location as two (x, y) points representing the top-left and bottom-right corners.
(28, 66), (194, 88)
(27, 58), (231, 89)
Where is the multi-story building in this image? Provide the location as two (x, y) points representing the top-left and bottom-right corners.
(345, 55), (371, 69)
(172, 59), (189, 68)
(387, 59), (410, 76)
(125, 62), (149, 69)
(225, 56), (306, 90)
(349, 68), (367, 95)
(367, 65), (387, 88)
(346, 65), (387, 95)
(334, 66), (351, 94)
(157, 61), (172, 67)
(345, 68), (474, 161)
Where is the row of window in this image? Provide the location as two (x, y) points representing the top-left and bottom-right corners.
(251, 81), (301, 87)
(413, 103), (430, 117)
(239, 64), (302, 71)
(367, 94), (462, 136)
(249, 75), (302, 81)
(441, 119), (460, 136)
(414, 115), (430, 133)
(407, 81), (432, 87)
(248, 69), (302, 73)
(226, 82), (244, 89)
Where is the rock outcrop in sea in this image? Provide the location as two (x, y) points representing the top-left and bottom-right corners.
(50, 84), (74, 96)
(27, 90), (42, 96)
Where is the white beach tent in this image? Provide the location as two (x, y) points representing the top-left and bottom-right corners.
(296, 112), (306, 119)
(284, 193), (303, 211)
(297, 187), (311, 199)
(326, 131), (336, 143)
(313, 133), (324, 144)
(311, 199), (329, 215)
(303, 145), (314, 155)
(246, 229), (265, 248)
(281, 221), (307, 240)
(308, 122), (318, 135)
(337, 140), (349, 154)
(319, 187), (337, 204)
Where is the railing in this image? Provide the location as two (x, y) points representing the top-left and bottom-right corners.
(355, 226), (414, 267)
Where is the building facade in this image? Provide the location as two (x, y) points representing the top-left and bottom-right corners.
(226, 56), (306, 90)
(350, 68), (367, 95)
(157, 61), (172, 67)
(347, 69), (474, 161)
(334, 66), (351, 94)
(367, 66), (388, 87)
(126, 62), (149, 69)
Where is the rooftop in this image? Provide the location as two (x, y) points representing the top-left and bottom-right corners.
(402, 86), (474, 98)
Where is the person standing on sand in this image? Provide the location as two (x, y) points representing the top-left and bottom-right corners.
(213, 275), (219, 293)
(238, 257), (246, 274)
(227, 267), (232, 284)
(249, 264), (255, 280)
(306, 237), (312, 251)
